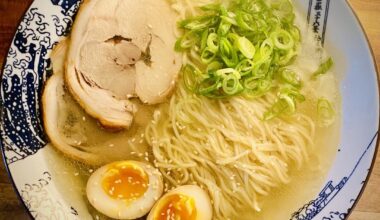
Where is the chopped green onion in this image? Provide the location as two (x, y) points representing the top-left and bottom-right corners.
(279, 85), (305, 102)
(277, 48), (297, 66)
(260, 39), (274, 59)
(219, 37), (238, 67)
(207, 61), (223, 72)
(219, 5), (228, 16)
(244, 78), (272, 98)
(207, 33), (219, 53)
(221, 15), (237, 26)
(236, 59), (255, 76)
(263, 98), (289, 120)
(201, 48), (217, 64)
(218, 20), (232, 36)
(182, 65), (201, 92)
(279, 93), (296, 113)
(200, 3), (220, 12)
(252, 60), (271, 78)
(200, 30), (209, 51)
(271, 0), (294, 23)
(264, 85), (305, 120)
(179, 15), (218, 30)
(175, 31), (197, 51)
(317, 98), (335, 127)
(311, 57), (334, 79)
(289, 26), (301, 43)
(227, 33), (239, 43)
(222, 74), (243, 95)
(271, 29), (294, 50)
(198, 76), (221, 94)
(215, 68), (239, 77)
(175, 0), (320, 119)
(236, 11), (254, 31)
(237, 36), (256, 59)
(279, 68), (301, 88)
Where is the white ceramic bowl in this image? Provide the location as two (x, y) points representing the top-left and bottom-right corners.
(1, 0), (378, 219)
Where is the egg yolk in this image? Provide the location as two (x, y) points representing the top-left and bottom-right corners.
(156, 194), (197, 220)
(102, 162), (149, 201)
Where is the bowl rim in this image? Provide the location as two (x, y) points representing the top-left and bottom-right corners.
(0, 1), (36, 218)
(0, 0), (379, 219)
(340, 1), (380, 219)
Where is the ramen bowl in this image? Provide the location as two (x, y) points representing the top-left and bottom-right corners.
(0, 0), (379, 219)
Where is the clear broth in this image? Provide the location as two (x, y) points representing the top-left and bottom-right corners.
(45, 2), (342, 219)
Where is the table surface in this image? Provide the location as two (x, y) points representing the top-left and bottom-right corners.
(0, 0), (379, 219)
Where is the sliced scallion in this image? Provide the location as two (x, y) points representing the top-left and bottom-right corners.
(175, 0), (323, 119)
(317, 98), (335, 127)
(311, 57), (334, 79)
(237, 36), (256, 59)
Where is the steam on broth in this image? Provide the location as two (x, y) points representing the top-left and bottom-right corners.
(42, 0), (341, 219)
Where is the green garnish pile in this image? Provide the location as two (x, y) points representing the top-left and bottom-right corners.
(176, 0), (333, 119)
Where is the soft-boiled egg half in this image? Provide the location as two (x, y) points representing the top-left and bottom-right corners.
(147, 185), (213, 220)
(86, 160), (163, 219)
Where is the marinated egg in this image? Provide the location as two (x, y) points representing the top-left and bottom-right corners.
(147, 185), (212, 220)
(86, 160), (163, 219)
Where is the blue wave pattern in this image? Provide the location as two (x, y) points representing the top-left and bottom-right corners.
(322, 211), (347, 220)
(51, 0), (81, 36)
(291, 132), (378, 220)
(0, 0), (81, 164)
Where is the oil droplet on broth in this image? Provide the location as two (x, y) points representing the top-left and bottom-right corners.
(102, 162), (149, 201)
(156, 194), (197, 220)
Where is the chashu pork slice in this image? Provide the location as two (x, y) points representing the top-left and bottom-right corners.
(43, 40), (152, 166)
(65, 0), (181, 129)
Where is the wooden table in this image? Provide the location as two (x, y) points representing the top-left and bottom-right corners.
(0, 0), (379, 219)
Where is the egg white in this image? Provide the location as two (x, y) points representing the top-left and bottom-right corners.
(86, 160), (163, 219)
(147, 185), (213, 220)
